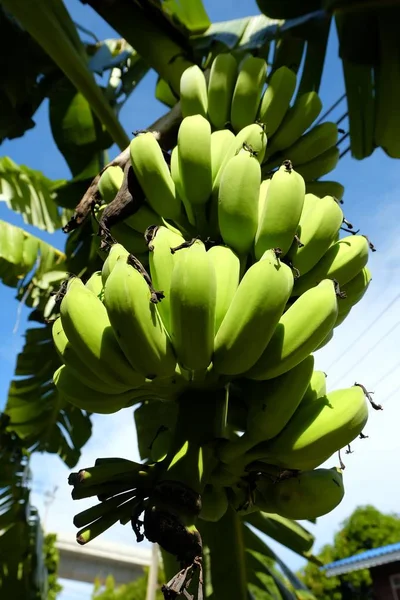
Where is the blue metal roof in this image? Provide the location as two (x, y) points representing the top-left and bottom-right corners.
(321, 542), (400, 576)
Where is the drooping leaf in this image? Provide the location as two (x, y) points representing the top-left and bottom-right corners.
(0, 157), (67, 232)
(4, 323), (92, 468)
(2, 0), (129, 150)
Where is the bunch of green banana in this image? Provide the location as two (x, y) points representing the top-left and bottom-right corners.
(58, 47), (381, 587)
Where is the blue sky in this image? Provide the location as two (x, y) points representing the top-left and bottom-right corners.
(1, 1), (399, 598)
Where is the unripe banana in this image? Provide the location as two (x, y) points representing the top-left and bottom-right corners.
(292, 235), (370, 296)
(211, 129), (236, 183)
(199, 485), (229, 522)
(249, 385), (368, 470)
(255, 160), (305, 259)
(130, 132), (181, 221)
(98, 165), (123, 203)
(337, 266), (372, 314)
(53, 365), (141, 414)
(219, 355), (314, 463)
(101, 243), (130, 285)
(305, 180), (345, 202)
(149, 428), (173, 462)
(218, 149), (261, 256)
(283, 121), (338, 166)
(148, 225), (186, 334)
(169, 241), (216, 371)
(258, 179), (270, 224)
(207, 245), (241, 333)
(52, 318), (131, 394)
(104, 259), (177, 378)
(295, 146), (340, 181)
(287, 194), (344, 275)
(124, 204), (163, 233)
(230, 55), (266, 132)
(110, 222), (148, 255)
(85, 271), (103, 297)
(177, 115), (212, 229)
(316, 329), (334, 350)
(248, 279), (338, 380)
(170, 146), (196, 226)
(60, 278), (145, 388)
(268, 91), (323, 154)
(207, 53), (238, 129)
(179, 64), (208, 118)
(213, 249), (294, 375)
(258, 66), (297, 137)
(302, 370), (327, 405)
(260, 467), (345, 520)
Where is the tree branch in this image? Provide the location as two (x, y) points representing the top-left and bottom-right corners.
(62, 102), (182, 234)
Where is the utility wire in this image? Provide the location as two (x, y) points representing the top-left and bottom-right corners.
(383, 384), (400, 406)
(315, 94), (346, 125)
(327, 293), (400, 371)
(371, 359), (400, 390)
(331, 321), (400, 388)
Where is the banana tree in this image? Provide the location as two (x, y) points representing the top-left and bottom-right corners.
(0, 0), (385, 598)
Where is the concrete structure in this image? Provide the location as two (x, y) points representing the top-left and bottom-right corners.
(321, 542), (400, 600)
(56, 533), (152, 585)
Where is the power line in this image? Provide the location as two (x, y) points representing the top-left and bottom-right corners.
(327, 292), (400, 371)
(331, 321), (400, 387)
(383, 384), (400, 405)
(371, 359), (400, 390)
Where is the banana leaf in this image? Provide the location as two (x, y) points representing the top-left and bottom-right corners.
(0, 158), (67, 232)
(1, 0), (129, 150)
(3, 323), (92, 467)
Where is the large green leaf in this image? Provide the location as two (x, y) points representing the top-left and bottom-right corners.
(4, 323), (92, 468)
(0, 157), (68, 232)
(0, 219), (68, 313)
(0, 427), (48, 598)
(2, 0), (129, 150)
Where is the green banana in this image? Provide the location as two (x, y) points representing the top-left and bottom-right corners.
(199, 485), (229, 522)
(258, 179), (270, 224)
(170, 146), (196, 226)
(249, 385), (368, 470)
(130, 132), (182, 221)
(219, 355), (314, 463)
(53, 365), (140, 414)
(230, 55), (266, 132)
(85, 271), (103, 297)
(98, 165), (124, 203)
(101, 243), (130, 285)
(218, 148), (261, 256)
(337, 266), (372, 315)
(281, 121), (338, 166)
(287, 194), (344, 275)
(60, 278), (145, 388)
(148, 225), (186, 334)
(258, 467), (345, 520)
(52, 317), (132, 394)
(207, 53), (238, 130)
(305, 180), (344, 202)
(316, 329), (334, 350)
(179, 64), (208, 118)
(213, 249), (294, 376)
(258, 66), (297, 138)
(177, 115), (212, 232)
(210, 129), (236, 184)
(150, 428), (173, 462)
(207, 245), (240, 334)
(110, 222), (148, 255)
(292, 235), (370, 296)
(248, 279), (338, 380)
(267, 91), (323, 154)
(302, 370), (327, 405)
(169, 240), (216, 372)
(295, 146), (340, 181)
(124, 204), (163, 233)
(255, 160), (305, 259)
(103, 258), (177, 378)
